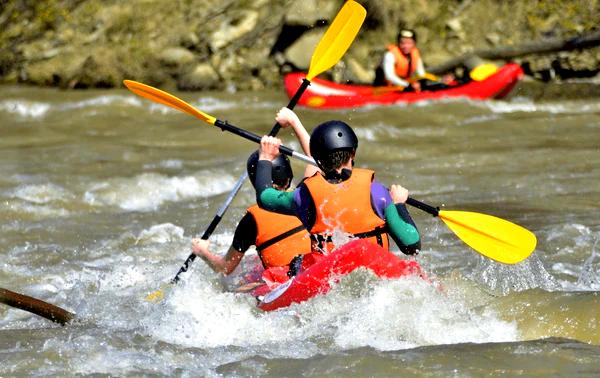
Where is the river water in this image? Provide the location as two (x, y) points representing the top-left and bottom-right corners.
(1, 83), (599, 376)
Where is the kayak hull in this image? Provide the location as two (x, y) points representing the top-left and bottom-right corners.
(284, 63), (524, 109)
(254, 239), (424, 311)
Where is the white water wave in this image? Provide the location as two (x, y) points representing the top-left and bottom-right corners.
(4, 183), (73, 218)
(0, 96), (142, 119)
(135, 223), (185, 245)
(83, 171), (235, 211)
(60, 95), (142, 110)
(144, 268), (518, 353)
(0, 94), (251, 121)
(143, 159), (184, 170)
(481, 98), (600, 114)
(331, 275), (517, 350)
(0, 100), (51, 118)
(12, 183), (75, 204)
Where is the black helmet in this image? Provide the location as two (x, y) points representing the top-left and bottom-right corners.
(246, 150), (293, 189)
(309, 120), (358, 169)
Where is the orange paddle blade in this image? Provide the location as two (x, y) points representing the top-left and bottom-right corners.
(123, 80), (217, 125)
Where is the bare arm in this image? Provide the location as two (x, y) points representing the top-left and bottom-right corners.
(274, 108), (320, 178)
(192, 239), (244, 275)
(276, 108), (310, 155)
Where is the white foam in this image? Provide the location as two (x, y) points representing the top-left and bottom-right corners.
(135, 223), (185, 245)
(2, 201), (70, 218)
(481, 99), (600, 114)
(144, 268), (518, 352)
(83, 171), (235, 211)
(5, 182), (73, 218)
(12, 183), (74, 204)
(331, 275), (518, 350)
(59, 95), (142, 110)
(0, 100), (51, 118)
(191, 97), (238, 113)
(143, 159), (184, 170)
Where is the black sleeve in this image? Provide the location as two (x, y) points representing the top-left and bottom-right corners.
(231, 212), (258, 253)
(390, 203), (421, 255)
(255, 160), (273, 204)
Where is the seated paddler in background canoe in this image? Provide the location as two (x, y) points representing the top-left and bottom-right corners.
(254, 108), (422, 273)
(374, 28), (455, 92)
(191, 113), (315, 290)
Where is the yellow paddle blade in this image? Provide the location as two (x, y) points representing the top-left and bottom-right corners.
(123, 80), (217, 125)
(418, 72), (440, 82)
(438, 210), (537, 264)
(145, 283), (171, 303)
(469, 63), (498, 81)
(307, 0), (366, 80)
(371, 85), (406, 95)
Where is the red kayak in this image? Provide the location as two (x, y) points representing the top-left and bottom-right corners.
(252, 239), (424, 311)
(284, 63), (524, 109)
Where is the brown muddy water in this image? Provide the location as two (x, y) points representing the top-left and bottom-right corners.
(1, 82), (599, 376)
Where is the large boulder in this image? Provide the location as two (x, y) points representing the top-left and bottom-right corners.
(23, 52), (85, 87)
(284, 28), (324, 70)
(159, 47), (196, 68)
(68, 49), (122, 88)
(285, 0), (340, 26)
(209, 10), (260, 51)
(178, 63), (220, 90)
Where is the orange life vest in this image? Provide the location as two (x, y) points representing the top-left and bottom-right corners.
(303, 168), (389, 254)
(387, 44), (421, 80)
(246, 205), (311, 268)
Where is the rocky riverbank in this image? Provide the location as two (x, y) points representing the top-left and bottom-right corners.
(1, 0), (598, 92)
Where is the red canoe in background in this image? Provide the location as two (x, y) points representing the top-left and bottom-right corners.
(283, 63), (524, 109)
(253, 239), (425, 312)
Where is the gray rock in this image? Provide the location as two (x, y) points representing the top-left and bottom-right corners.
(179, 63), (220, 90)
(159, 47), (196, 67)
(486, 33), (501, 46)
(210, 10), (259, 51)
(286, 0), (339, 26)
(284, 29), (324, 70)
(347, 57), (374, 83)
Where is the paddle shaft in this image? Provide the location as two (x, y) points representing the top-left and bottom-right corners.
(166, 114), (535, 264)
(213, 119), (315, 164)
(270, 79), (310, 135)
(206, 120), (444, 218)
(135, 0), (367, 290)
(170, 81), (312, 284)
(405, 197), (440, 216)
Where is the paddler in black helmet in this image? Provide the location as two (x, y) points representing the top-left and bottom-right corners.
(191, 117), (312, 288)
(253, 108), (421, 268)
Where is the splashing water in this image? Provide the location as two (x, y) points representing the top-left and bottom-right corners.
(469, 254), (560, 295)
(577, 238), (600, 290)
